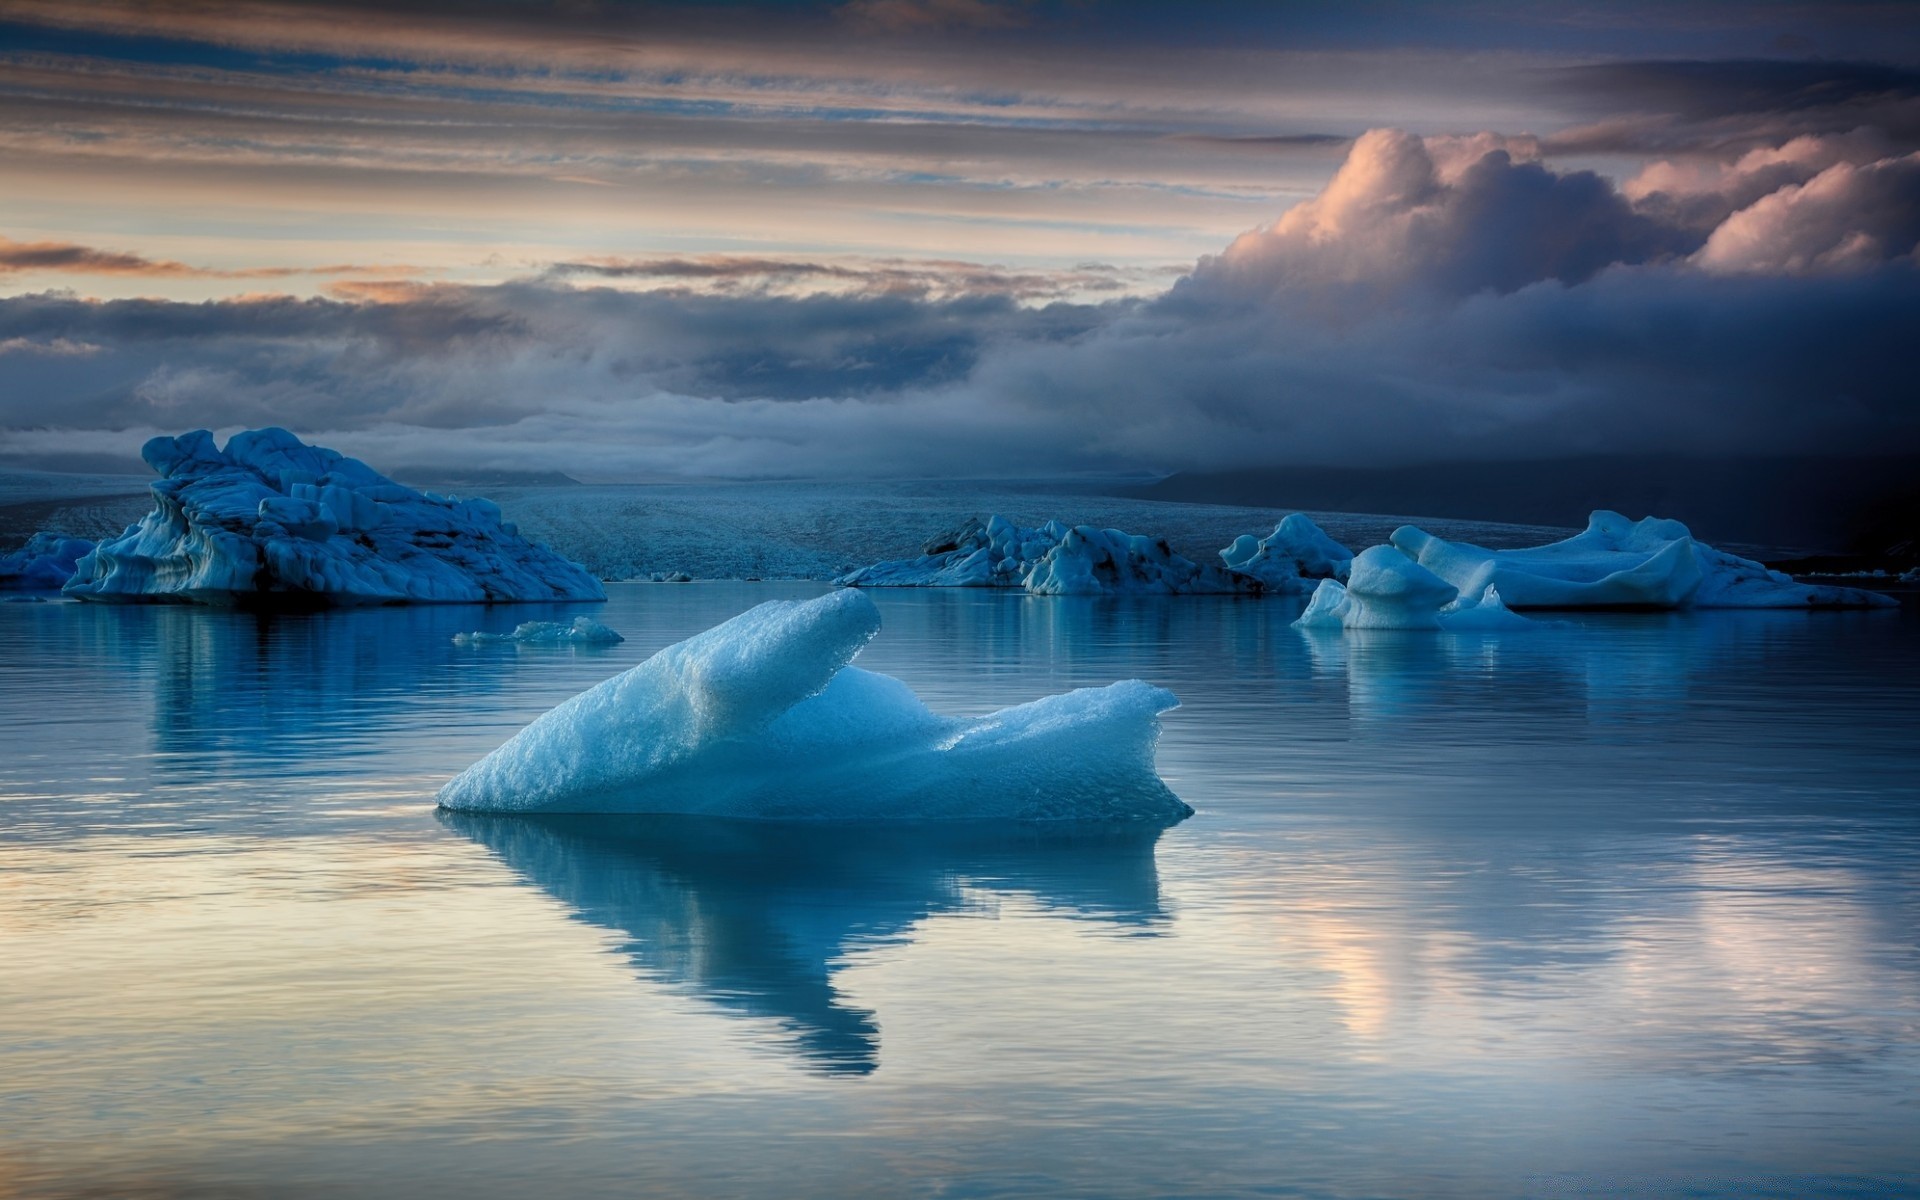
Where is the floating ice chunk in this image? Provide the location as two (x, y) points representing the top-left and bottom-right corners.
(838, 514), (1251, 595)
(1294, 547), (1532, 632)
(63, 428), (604, 607)
(0, 533), (95, 590)
(1220, 513), (1353, 593)
(439, 589), (1190, 821)
(1024, 525), (1250, 595)
(1392, 510), (1893, 609)
(1293, 578), (1353, 629)
(1333, 544), (1457, 630)
(453, 616), (625, 646)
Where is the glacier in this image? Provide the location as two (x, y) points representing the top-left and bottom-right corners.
(438, 588), (1191, 821)
(836, 514), (1254, 594)
(1218, 513), (1353, 593)
(1392, 511), (1895, 610)
(62, 428), (604, 607)
(453, 616), (625, 646)
(0, 533), (95, 590)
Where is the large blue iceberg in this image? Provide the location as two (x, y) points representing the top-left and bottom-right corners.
(438, 589), (1189, 820)
(64, 428), (603, 606)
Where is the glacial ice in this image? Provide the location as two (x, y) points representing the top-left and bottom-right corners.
(63, 428), (604, 606)
(453, 616), (625, 646)
(1293, 544), (1532, 631)
(835, 514), (1253, 594)
(0, 533), (95, 590)
(438, 589), (1191, 821)
(1392, 511), (1895, 610)
(1219, 513), (1353, 592)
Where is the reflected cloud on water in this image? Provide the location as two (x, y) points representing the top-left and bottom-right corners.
(441, 812), (1174, 1074)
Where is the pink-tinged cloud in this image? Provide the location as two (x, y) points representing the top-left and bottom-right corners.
(1693, 152), (1920, 274)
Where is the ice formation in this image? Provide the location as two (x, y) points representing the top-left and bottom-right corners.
(836, 515), (1253, 595)
(453, 616), (625, 646)
(438, 589), (1191, 821)
(63, 428), (604, 606)
(1218, 513), (1353, 593)
(1293, 544), (1531, 632)
(1392, 511), (1895, 610)
(0, 533), (94, 590)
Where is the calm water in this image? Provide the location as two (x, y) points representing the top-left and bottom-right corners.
(2, 584), (1917, 1199)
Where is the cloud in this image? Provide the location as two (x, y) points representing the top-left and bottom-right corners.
(0, 237), (203, 278)
(0, 335), (99, 356)
(0, 236), (411, 281)
(1694, 151), (1920, 273)
(837, 0), (1030, 34)
(1173, 129), (1683, 304)
(1, 126), (1915, 481)
(539, 255), (1136, 301)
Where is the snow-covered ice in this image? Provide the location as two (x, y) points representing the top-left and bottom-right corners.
(64, 429), (605, 607)
(453, 616), (625, 646)
(438, 589), (1190, 821)
(1392, 511), (1894, 610)
(836, 514), (1252, 594)
(1219, 513), (1353, 593)
(0, 533), (94, 590)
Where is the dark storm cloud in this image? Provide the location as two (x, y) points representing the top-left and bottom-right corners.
(1543, 59), (1920, 157)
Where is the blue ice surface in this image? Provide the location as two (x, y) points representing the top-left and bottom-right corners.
(438, 589), (1189, 821)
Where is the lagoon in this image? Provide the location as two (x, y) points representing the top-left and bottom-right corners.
(2, 584), (1917, 1198)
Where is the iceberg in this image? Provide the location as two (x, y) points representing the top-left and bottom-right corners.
(1392, 511), (1895, 610)
(438, 589), (1190, 821)
(1293, 544), (1532, 632)
(453, 616), (625, 646)
(63, 428), (604, 606)
(0, 532), (95, 590)
(836, 514), (1253, 595)
(1219, 513), (1353, 593)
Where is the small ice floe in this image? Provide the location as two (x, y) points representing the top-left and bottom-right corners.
(438, 589), (1189, 821)
(837, 514), (1253, 595)
(1392, 510), (1894, 610)
(453, 616), (625, 646)
(0, 533), (95, 591)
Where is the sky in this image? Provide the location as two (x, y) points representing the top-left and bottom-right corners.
(1, 0), (1917, 479)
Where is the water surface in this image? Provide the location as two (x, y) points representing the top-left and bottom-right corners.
(2, 585), (1916, 1198)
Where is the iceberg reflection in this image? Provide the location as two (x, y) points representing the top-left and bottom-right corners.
(441, 813), (1174, 1074)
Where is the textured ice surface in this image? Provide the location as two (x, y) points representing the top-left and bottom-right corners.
(64, 429), (604, 607)
(1219, 513), (1353, 593)
(453, 617), (625, 646)
(439, 589), (1190, 820)
(0, 533), (94, 590)
(837, 514), (1252, 594)
(1394, 511), (1894, 610)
